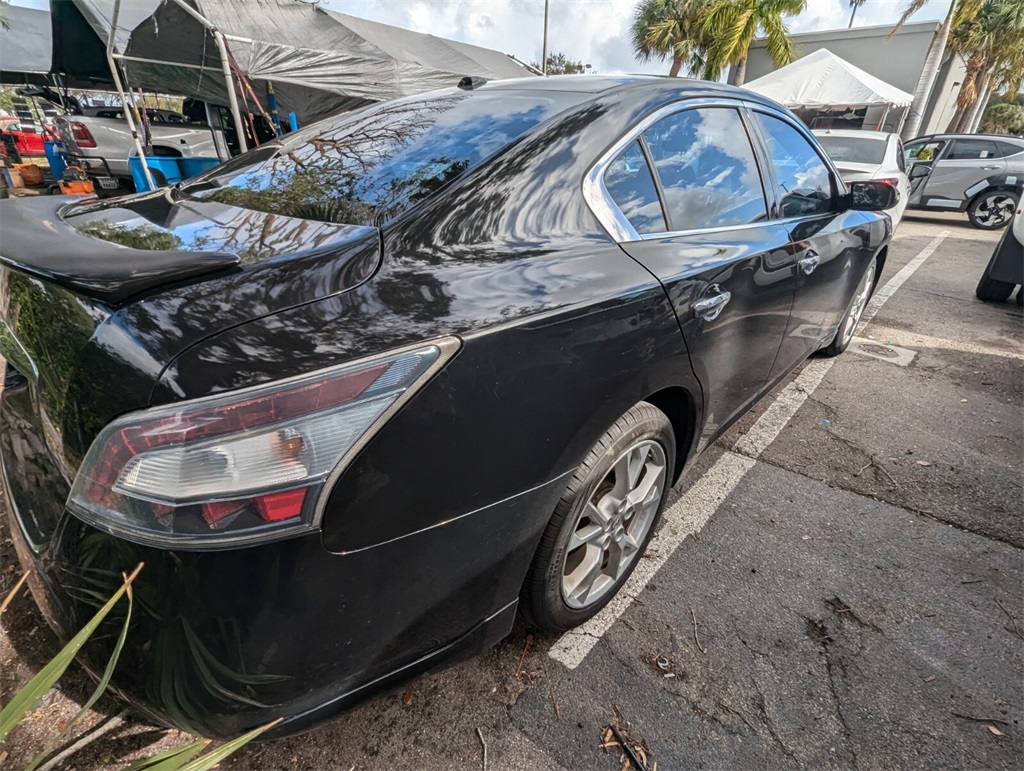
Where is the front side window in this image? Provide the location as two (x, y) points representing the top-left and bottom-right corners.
(603, 139), (667, 235)
(753, 113), (834, 218)
(906, 140), (945, 162)
(642, 108), (768, 230)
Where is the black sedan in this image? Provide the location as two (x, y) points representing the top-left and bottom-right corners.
(0, 76), (894, 737)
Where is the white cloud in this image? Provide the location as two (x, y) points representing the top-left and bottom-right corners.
(326, 0), (953, 75)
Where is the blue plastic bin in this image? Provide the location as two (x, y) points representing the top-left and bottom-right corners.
(178, 157), (221, 179)
(129, 156), (184, 191)
(44, 141), (66, 181)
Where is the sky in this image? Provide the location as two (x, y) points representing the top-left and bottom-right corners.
(320, 0), (954, 74)
(9, 0), (954, 75)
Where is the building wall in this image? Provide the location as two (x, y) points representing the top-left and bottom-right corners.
(741, 21), (939, 94)
(740, 20), (966, 137)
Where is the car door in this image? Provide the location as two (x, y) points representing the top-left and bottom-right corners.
(925, 138), (1007, 205)
(597, 103), (798, 448)
(904, 138), (947, 204)
(747, 110), (876, 375)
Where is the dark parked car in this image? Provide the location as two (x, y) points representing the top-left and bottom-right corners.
(0, 76), (894, 738)
(977, 201), (1023, 304)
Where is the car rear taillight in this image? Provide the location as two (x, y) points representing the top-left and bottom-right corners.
(70, 121), (97, 148)
(874, 177), (901, 188)
(68, 338), (460, 549)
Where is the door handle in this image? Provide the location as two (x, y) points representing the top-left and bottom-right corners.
(798, 252), (820, 275)
(981, 165), (1000, 171)
(693, 285), (731, 321)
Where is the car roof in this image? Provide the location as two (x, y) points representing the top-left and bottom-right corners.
(813, 129), (893, 140)
(909, 133), (1024, 143)
(470, 74), (788, 113)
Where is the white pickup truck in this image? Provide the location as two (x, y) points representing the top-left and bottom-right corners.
(56, 107), (219, 192)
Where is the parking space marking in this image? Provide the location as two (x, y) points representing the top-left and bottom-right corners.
(549, 230), (951, 670)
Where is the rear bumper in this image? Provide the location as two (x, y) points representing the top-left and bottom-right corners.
(3, 466), (568, 738)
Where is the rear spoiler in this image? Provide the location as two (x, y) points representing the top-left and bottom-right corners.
(0, 196), (240, 305)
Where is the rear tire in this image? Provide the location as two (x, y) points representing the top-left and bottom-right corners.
(976, 273), (1015, 302)
(821, 257), (877, 357)
(520, 402), (675, 632)
(967, 190), (1020, 230)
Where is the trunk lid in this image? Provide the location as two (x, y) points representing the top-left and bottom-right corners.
(0, 193), (381, 547)
(833, 162), (881, 181)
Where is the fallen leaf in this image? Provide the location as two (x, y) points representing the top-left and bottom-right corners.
(915, 460), (932, 467)
(801, 535), (812, 541)
(924, 675), (937, 683)
(57, 719), (67, 732)
(989, 725), (1004, 736)
(402, 689), (413, 705)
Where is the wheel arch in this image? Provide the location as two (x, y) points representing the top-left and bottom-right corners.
(643, 385), (698, 484)
(967, 182), (1022, 208)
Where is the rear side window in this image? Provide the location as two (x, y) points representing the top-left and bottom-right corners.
(604, 140), (668, 235)
(896, 139), (907, 173)
(947, 139), (999, 160)
(642, 108), (768, 230)
(994, 140), (1024, 158)
(184, 91), (576, 225)
(753, 113), (835, 218)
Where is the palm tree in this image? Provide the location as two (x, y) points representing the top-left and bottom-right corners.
(890, 0), (985, 139)
(701, 0), (807, 86)
(945, 0), (1024, 132)
(631, 0), (712, 78)
(848, 0), (868, 28)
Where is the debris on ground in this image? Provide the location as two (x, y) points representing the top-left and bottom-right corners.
(600, 709), (655, 771)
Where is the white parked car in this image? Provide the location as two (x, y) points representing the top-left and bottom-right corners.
(814, 129), (909, 228)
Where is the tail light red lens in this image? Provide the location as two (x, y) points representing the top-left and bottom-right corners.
(68, 338), (460, 549)
(874, 177), (901, 188)
(70, 121), (97, 148)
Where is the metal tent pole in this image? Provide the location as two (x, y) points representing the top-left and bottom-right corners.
(541, 0), (549, 75)
(107, 0), (155, 189)
(168, 0), (248, 153)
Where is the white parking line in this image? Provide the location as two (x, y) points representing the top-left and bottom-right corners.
(549, 230), (951, 669)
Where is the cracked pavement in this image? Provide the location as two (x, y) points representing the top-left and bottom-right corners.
(1, 213), (1021, 769)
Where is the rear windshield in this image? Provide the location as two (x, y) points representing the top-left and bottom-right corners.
(181, 90), (575, 226)
(815, 135), (887, 165)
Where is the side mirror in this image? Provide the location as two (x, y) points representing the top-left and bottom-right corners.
(849, 180), (898, 212)
(909, 164), (931, 179)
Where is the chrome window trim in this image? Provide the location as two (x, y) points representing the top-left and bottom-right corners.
(583, 97), (784, 244)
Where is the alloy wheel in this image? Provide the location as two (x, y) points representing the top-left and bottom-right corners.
(560, 439), (667, 609)
(973, 193), (1017, 228)
(841, 261), (876, 348)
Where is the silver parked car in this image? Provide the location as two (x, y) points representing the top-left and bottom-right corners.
(904, 133), (1024, 230)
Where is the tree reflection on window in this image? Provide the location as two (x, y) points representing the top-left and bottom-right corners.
(188, 92), (567, 226)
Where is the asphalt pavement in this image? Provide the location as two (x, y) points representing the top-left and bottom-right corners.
(1, 211), (1021, 770)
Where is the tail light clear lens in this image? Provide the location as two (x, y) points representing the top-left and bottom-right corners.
(70, 121), (97, 148)
(68, 338), (460, 549)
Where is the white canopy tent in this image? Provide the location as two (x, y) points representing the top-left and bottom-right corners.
(744, 49), (914, 130)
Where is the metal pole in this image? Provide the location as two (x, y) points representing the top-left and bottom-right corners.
(876, 104), (890, 131)
(541, 0), (549, 75)
(106, 0), (155, 189)
(212, 29), (248, 153)
(168, 0), (248, 154)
